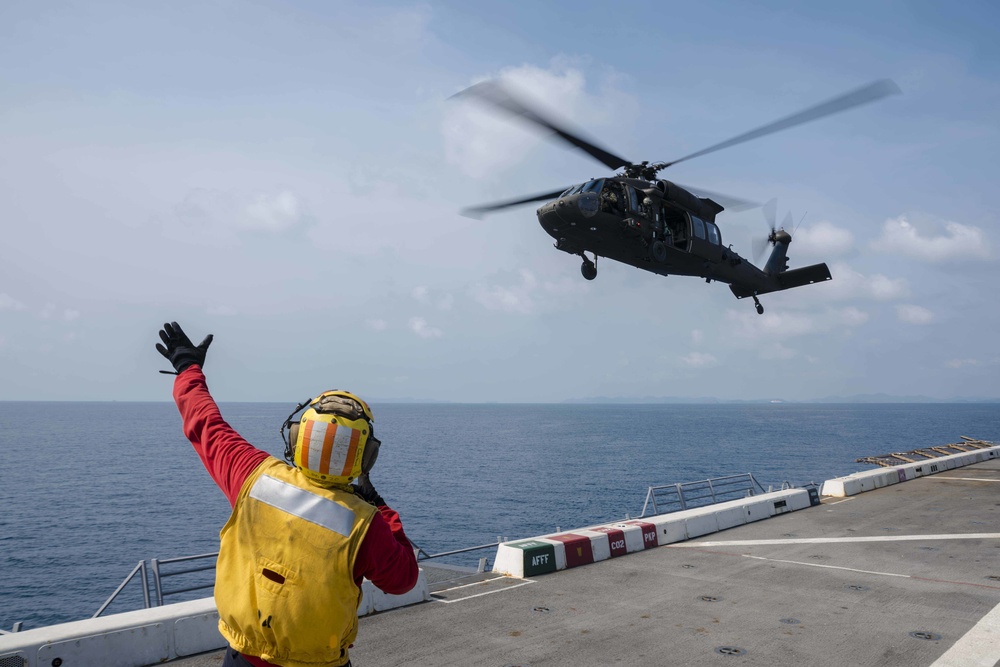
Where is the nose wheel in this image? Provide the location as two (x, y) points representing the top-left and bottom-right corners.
(580, 253), (597, 281)
(752, 295), (764, 315)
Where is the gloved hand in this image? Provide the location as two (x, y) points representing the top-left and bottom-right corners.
(354, 473), (386, 507)
(156, 322), (214, 374)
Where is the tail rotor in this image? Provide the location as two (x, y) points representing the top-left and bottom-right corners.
(753, 199), (798, 265)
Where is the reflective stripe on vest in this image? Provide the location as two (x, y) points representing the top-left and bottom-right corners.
(248, 474), (356, 537)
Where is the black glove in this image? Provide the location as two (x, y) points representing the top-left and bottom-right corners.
(156, 322), (213, 374)
(354, 473), (386, 507)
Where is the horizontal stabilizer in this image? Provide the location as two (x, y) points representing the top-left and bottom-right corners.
(730, 262), (832, 299)
(777, 263), (832, 290)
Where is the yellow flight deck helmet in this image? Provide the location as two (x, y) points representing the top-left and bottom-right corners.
(280, 390), (381, 487)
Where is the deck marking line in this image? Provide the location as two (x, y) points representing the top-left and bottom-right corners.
(930, 598), (1000, 667)
(675, 547), (1000, 591)
(825, 498), (857, 505)
(431, 576), (511, 594)
(429, 579), (536, 604)
(928, 477), (1000, 483)
(742, 554), (910, 578)
(672, 533), (1000, 547)
(910, 575), (1000, 591)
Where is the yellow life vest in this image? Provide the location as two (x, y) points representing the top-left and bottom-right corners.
(215, 457), (377, 667)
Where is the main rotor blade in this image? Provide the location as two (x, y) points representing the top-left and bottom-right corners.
(659, 79), (902, 169)
(460, 187), (569, 219)
(675, 183), (760, 212)
(452, 80), (631, 171)
(780, 211), (793, 231)
(762, 198), (777, 231)
(752, 236), (769, 265)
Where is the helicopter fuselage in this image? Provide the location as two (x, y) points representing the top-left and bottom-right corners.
(536, 177), (800, 295)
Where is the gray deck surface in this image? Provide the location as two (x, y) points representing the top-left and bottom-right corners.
(174, 459), (1000, 666)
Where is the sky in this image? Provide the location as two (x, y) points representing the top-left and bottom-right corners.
(1, 0), (998, 402)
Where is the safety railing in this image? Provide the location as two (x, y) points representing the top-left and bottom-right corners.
(95, 553), (217, 617)
(150, 553), (218, 606)
(97, 538), (510, 618)
(94, 560), (151, 618)
(639, 473), (774, 518)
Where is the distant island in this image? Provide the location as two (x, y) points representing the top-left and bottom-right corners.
(561, 393), (1000, 405)
(363, 394), (1000, 405)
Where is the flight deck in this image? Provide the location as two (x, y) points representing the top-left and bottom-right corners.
(4, 451), (998, 666)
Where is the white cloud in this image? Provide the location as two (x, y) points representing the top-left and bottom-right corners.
(793, 221), (855, 257)
(412, 287), (453, 311)
(871, 216), (991, 262)
(896, 304), (934, 325)
(473, 269), (538, 314)
(0, 293), (26, 311)
(437, 293), (454, 311)
(63, 309), (80, 321)
(691, 329), (704, 345)
(176, 189), (302, 234)
(818, 263), (908, 301)
(244, 191), (300, 231)
(366, 318), (388, 332)
(681, 352), (717, 367)
(725, 306), (868, 342)
(408, 316), (442, 339)
(946, 358), (980, 369)
(444, 62), (634, 178)
(759, 343), (797, 360)
(836, 307), (870, 328)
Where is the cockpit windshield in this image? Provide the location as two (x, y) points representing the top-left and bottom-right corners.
(561, 180), (604, 198)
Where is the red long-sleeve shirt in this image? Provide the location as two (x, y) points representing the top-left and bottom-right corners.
(173, 366), (418, 667)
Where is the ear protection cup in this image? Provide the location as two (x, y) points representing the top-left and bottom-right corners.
(280, 390), (379, 486)
(360, 435), (380, 474)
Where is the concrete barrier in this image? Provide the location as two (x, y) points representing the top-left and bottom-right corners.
(819, 445), (999, 498)
(0, 575), (432, 667)
(493, 488), (815, 578)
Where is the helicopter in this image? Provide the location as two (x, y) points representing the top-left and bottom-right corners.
(455, 78), (900, 314)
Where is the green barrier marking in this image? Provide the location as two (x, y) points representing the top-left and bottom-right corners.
(509, 540), (557, 576)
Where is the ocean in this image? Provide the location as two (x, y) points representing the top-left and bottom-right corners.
(1, 401), (997, 630)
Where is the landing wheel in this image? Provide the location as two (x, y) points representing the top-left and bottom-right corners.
(581, 259), (597, 281)
(650, 240), (667, 263)
(753, 296), (764, 315)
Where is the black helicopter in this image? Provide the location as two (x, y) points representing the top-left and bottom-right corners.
(456, 79), (900, 314)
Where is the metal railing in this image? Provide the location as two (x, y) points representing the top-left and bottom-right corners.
(639, 473), (775, 518)
(96, 553), (217, 617)
(94, 560), (151, 618)
(150, 553), (218, 606)
(410, 537), (508, 562)
(97, 537), (509, 618)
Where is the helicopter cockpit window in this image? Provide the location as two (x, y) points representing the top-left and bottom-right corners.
(692, 215), (706, 240)
(568, 183), (586, 196)
(560, 187), (575, 198)
(706, 221), (720, 245)
(626, 186), (639, 212)
(582, 179), (604, 194)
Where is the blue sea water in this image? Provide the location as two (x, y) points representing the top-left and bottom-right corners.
(1, 401), (997, 630)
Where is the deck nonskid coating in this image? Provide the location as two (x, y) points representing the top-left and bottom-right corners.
(171, 460), (1000, 666)
(351, 461), (1000, 666)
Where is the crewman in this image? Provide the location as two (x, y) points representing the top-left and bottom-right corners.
(156, 322), (418, 667)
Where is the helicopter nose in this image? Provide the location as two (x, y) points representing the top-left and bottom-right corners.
(536, 201), (566, 236)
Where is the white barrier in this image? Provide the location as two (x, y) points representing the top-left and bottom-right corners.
(820, 446), (1000, 498)
(493, 488), (816, 578)
(0, 574), (431, 667)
